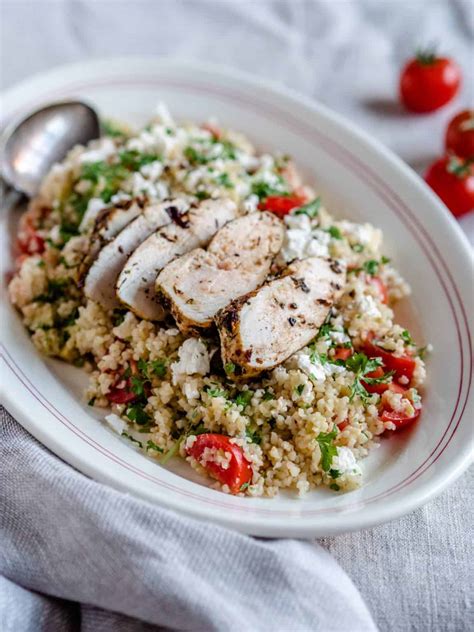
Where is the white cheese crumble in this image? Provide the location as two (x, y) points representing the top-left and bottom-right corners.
(140, 160), (163, 181)
(339, 220), (382, 249)
(243, 194), (260, 213)
(171, 339), (210, 384)
(358, 294), (382, 318)
(332, 447), (362, 476)
(79, 138), (116, 164)
(105, 413), (127, 435)
(282, 214), (330, 261)
(294, 351), (346, 383)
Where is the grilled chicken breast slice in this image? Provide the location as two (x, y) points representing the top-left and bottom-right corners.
(156, 212), (284, 333)
(216, 256), (346, 379)
(83, 200), (187, 310)
(78, 198), (144, 283)
(116, 198), (238, 320)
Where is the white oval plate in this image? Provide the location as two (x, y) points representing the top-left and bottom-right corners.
(1, 58), (472, 538)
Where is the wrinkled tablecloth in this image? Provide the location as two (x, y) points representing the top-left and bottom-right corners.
(1, 1), (473, 630)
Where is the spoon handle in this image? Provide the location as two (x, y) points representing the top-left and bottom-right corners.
(1, 180), (23, 212)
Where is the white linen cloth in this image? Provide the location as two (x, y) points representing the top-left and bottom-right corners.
(0, 409), (377, 632)
(1, 1), (473, 630)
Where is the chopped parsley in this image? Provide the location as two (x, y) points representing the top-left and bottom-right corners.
(204, 385), (228, 398)
(345, 352), (393, 403)
(295, 384), (305, 396)
(102, 119), (128, 138)
(251, 178), (288, 200)
(352, 243), (364, 253)
(363, 259), (379, 276)
(184, 146), (209, 165)
(88, 397), (96, 407)
(234, 390), (253, 409)
(121, 432), (143, 448)
(246, 426), (262, 445)
(262, 390), (275, 401)
(224, 362), (236, 375)
(293, 197), (321, 218)
(401, 329), (414, 345)
(37, 260), (45, 268)
(111, 308), (127, 326)
(149, 359), (167, 378)
(146, 439), (163, 453)
(239, 482), (250, 492)
(316, 427), (338, 471)
(329, 469), (341, 479)
(330, 483), (341, 491)
(34, 278), (70, 303)
(216, 172), (234, 189)
(125, 404), (151, 426)
(326, 226), (342, 240)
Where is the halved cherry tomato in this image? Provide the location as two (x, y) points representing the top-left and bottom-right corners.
(368, 276), (388, 304)
(445, 110), (474, 160)
(107, 360), (140, 404)
(361, 366), (389, 395)
(107, 384), (137, 404)
(186, 433), (252, 494)
(258, 195), (306, 219)
(400, 51), (461, 113)
(380, 406), (421, 430)
(333, 347), (353, 362)
(425, 156), (474, 218)
(363, 333), (416, 385)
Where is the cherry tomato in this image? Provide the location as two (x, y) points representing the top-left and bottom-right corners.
(445, 110), (474, 160)
(107, 360), (140, 404)
(368, 276), (388, 304)
(258, 195), (306, 218)
(107, 384), (137, 404)
(361, 366), (389, 395)
(333, 347), (353, 362)
(363, 333), (416, 385)
(425, 156), (474, 218)
(400, 51), (461, 113)
(380, 406), (421, 430)
(186, 433), (252, 494)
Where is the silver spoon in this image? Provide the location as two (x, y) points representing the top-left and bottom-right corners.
(1, 101), (100, 205)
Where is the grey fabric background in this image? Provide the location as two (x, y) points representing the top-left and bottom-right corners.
(1, 1), (473, 630)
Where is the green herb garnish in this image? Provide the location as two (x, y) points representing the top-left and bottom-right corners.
(235, 390), (253, 409)
(293, 197), (321, 218)
(316, 427), (338, 472)
(326, 226), (342, 239)
(146, 439), (164, 453)
(125, 404), (151, 426)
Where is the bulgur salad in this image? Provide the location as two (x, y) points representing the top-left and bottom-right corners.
(8, 105), (429, 497)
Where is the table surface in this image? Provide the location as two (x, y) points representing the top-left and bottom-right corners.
(1, 1), (473, 630)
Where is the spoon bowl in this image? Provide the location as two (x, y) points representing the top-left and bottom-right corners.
(1, 101), (100, 198)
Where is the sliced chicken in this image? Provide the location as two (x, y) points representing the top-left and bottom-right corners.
(156, 212), (284, 333)
(116, 198), (238, 320)
(84, 199), (188, 310)
(78, 198), (144, 283)
(216, 256), (346, 379)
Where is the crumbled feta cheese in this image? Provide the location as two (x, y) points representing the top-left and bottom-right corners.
(297, 352), (327, 382)
(171, 339), (210, 384)
(140, 160), (163, 180)
(282, 228), (309, 261)
(332, 447), (362, 476)
(79, 138), (116, 164)
(329, 330), (350, 344)
(358, 294), (382, 318)
(339, 220), (382, 249)
(243, 194), (260, 213)
(294, 350), (346, 382)
(105, 413), (127, 435)
(284, 213), (312, 231)
(79, 198), (108, 232)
